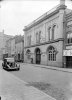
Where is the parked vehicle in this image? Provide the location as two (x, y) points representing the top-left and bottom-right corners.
(2, 57), (20, 71)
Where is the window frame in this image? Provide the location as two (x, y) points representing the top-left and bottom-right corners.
(36, 30), (41, 43)
(48, 27), (52, 41)
(52, 25), (56, 40)
(48, 46), (56, 61)
(67, 33), (72, 44)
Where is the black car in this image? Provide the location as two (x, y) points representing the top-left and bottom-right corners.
(2, 58), (20, 71)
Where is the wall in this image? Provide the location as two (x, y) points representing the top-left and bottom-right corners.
(24, 5), (66, 67)
(11, 38), (15, 56)
(24, 41), (63, 67)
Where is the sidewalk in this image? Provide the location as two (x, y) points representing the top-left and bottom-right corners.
(23, 63), (72, 73)
(0, 69), (56, 100)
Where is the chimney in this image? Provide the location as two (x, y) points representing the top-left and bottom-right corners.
(60, 0), (65, 5)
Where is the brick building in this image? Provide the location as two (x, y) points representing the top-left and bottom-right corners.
(24, 0), (72, 68)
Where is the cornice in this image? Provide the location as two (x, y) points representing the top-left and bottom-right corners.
(24, 11), (59, 31)
(24, 5), (67, 31)
(24, 38), (64, 49)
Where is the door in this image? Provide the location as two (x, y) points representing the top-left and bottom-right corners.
(36, 48), (41, 64)
(18, 53), (20, 61)
(66, 56), (72, 68)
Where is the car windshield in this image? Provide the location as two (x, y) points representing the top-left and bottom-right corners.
(5, 58), (14, 62)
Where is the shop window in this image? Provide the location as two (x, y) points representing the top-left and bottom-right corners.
(48, 46), (56, 61)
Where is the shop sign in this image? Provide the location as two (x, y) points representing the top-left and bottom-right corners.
(63, 50), (72, 56)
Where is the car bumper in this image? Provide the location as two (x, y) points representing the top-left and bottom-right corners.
(3, 67), (20, 71)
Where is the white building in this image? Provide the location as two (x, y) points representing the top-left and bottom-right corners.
(24, 0), (72, 68)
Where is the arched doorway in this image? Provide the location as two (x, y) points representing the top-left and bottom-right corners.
(35, 48), (41, 64)
(26, 49), (31, 59)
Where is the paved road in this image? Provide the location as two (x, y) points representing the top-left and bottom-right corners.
(11, 63), (72, 100)
(0, 61), (55, 100)
(1, 61), (72, 99)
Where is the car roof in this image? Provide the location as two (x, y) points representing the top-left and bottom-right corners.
(4, 58), (15, 62)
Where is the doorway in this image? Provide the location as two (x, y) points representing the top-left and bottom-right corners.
(18, 53), (20, 61)
(66, 56), (72, 68)
(35, 48), (41, 64)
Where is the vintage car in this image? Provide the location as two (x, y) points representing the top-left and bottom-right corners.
(2, 57), (20, 71)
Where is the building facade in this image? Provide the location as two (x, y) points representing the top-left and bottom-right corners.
(63, 12), (72, 68)
(15, 36), (24, 62)
(6, 39), (11, 57)
(0, 30), (4, 59)
(0, 30), (13, 59)
(24, 1), (72, 67)
(5, 35), (24, 62)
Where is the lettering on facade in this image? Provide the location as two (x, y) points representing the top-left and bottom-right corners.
(63, 50), (72, 56)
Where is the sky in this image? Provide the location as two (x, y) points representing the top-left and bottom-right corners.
(0, 0), (72, 36)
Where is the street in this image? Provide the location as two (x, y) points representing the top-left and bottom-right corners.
(1, 0), (72, 100)
(0, 61), (55, 100)
(1, 61), (72, 99)
(11, 63), (72, 100)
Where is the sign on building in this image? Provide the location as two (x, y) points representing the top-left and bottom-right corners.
(66, 46), (72, 49)
(63, 50), (72, 56)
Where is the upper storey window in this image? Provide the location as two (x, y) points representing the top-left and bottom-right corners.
(67, 33), (72, 44)
(36, 32), (39, 43)
(27, 35), (31, 46)
(52, 25), (56, 40)
(48, 25), (57, 41)
(36, 31), (41, 43)
(48, 27), (52, 41)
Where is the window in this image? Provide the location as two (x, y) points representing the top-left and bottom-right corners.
(48, 25), (57, 41)
(67, 33), (72, 44)
(36, 31), (41, 43)
(52, 25), (56, 40)
(48, 46), (56, 61)
(36, 32), (39, 43)
(48, 27), (52, 41)
(27, 35), (31, 46)
(39, 31), (41, 42)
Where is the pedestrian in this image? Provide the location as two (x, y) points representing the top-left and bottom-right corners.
(31, 58), (33, 64)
